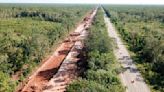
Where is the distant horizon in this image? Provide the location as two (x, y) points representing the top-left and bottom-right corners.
(0, 0), (164, 5)
(0, 3), (164, 5)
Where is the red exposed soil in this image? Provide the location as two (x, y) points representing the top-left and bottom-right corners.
(18, 42), (74, 92)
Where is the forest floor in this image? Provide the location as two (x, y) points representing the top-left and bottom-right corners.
(17, 8), (97, 92)
(103, 10), (151, 92)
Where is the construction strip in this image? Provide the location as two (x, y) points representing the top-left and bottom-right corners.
(18, 7), (97, 92)
(43, 8), (98, 92)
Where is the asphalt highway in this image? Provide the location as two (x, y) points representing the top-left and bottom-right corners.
(104, 11), (151, 92)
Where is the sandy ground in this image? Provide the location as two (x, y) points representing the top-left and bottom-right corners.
(17, 8), (97, 92)
(103, 10), (151, 92)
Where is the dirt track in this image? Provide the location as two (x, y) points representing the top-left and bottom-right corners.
(17, 7), (97, 92)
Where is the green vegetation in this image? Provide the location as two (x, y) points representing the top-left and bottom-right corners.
(67, 8), (124, 92)
(0, 4), (92, 91)
(104, 5), (164, 92)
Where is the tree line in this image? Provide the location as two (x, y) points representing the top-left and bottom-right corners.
(67, 8), (124, 92)
(104, 5), (164, 92)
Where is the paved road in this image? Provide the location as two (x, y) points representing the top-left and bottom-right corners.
(103, 11), (151, 92)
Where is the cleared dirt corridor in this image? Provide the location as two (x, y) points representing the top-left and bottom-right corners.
(17, 8), (97, 92)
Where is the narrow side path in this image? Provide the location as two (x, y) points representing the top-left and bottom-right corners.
(103, 10), (150, 92)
